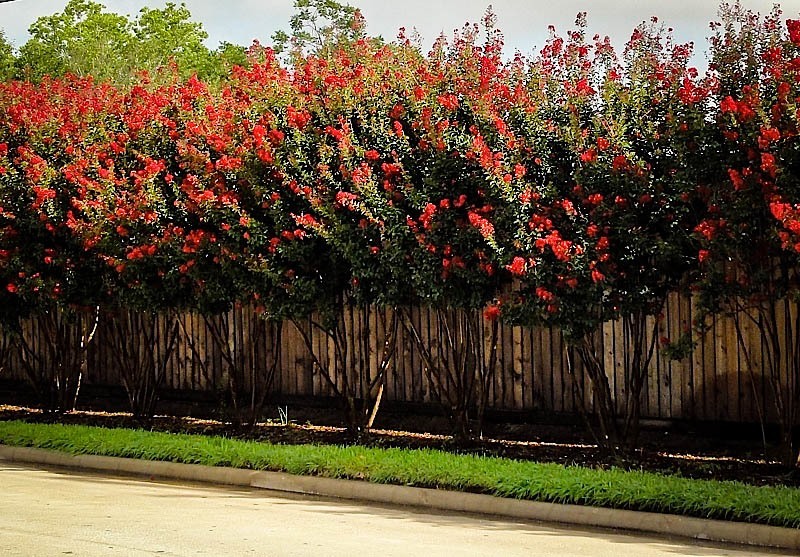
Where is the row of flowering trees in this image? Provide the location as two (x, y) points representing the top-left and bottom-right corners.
(2, 3), (800, 462)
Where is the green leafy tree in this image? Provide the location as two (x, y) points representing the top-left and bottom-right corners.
(133, 2), (219, 81)
(0, 30), (15, 80)
(17, 0), (135, 83)
(272, 0), (370, 59)
(16, 0), (234, 84)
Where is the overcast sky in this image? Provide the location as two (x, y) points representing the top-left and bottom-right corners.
(2, 0), (799, 66)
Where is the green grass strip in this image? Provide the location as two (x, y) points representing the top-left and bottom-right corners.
(1, 420), (798, 528)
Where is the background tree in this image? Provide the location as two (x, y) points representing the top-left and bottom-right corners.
(16, 0), (136, 83)
(272, 0), (371, 60)
(0, 30), (16, 80)
(15, 0), (239, 84)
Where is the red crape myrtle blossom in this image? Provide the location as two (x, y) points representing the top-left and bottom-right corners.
(0, 76), (125, 317)
(495, 16), (711, 450)
(694, 4), (800, 466)
(55, 75), (250, 313)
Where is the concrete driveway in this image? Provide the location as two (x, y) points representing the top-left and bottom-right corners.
(0, 462), (792, 556)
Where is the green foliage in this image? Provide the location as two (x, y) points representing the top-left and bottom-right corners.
(2, 420), (800, 528)
(133, 2), (217, 81)
(15, 0), (232, 84)
(0, 30), (16, 81)
(17, 0), (135, 83)
(272, 0), (371, 59)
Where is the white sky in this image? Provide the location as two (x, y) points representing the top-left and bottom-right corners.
(1, 0), (799, 67)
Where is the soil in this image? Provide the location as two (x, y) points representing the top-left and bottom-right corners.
(1, 402), (797, 489)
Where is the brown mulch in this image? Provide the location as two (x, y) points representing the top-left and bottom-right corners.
(1, 404), (797, 488)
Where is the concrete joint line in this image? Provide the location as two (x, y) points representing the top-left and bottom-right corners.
(1, 444), (798, 551)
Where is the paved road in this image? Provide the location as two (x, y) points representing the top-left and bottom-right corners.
(0, 462), (793, 557)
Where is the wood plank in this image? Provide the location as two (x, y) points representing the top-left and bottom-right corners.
(552, 327), (568, 413)
(711, 313), (726, 421)
(311, 311), (322, 397)
(500, 319), (511, 409)
(178, 312), (190, 391)
(689, 296), (705, 421)
(416, 306), (428, 403)
(791, 299), (800, 428)
(235, 306), (245, 395)
(512, 324), (523, 411)
(325, 315), (337, 398)
(650, 314), (666, 420)
(197, 311), (207, 391)
(601, 320), (615, 417)
(408, 306), (418, 403)
(350, 304), (361, 399)
(551, 327), (565, 413)
(384, 307), (397, 401)
(361, 305), (370, 398)
(396, 307), (408, 403)
(368, 305), (378, 400)
(677, 294), (693, 421)
(725, 310), (747, 422)
(780, 298), (792, 427)
(521, 326), (532, 410)
(282, 318), (295, 396)
(695, 310), (716, 420)
(496, 316), (507, 409)
(535, 327), (551, 411)
(706, 313), (720, 423)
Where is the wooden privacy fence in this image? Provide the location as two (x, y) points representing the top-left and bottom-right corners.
(1, 291), (796, 425)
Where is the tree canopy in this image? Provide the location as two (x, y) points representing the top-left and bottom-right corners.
(9, 0), (244, 83)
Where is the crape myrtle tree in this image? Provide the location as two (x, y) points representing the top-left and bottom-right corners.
(0, 75), (191, 417)
(70, 72), (284, 421)
(389, 14), (520, 441)
(248, 0), (403, 435)
(232, 36), (407, 436)
(0, 77), (112, 411)
(171, 56), (291, 426)
(498, 16), (711, 451)
(694, 3), (800, 466)
(325, 11), (519, 441)
(63, 77), (205, 418)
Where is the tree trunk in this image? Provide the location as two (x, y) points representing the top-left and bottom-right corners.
(17, 306), (99, 413)
(401, 307), (497, 444)
(567, 307), (660, 454)
(107, 310), (179, 419)
(291, 303), (398, 436)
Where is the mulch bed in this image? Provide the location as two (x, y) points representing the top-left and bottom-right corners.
(1, 403), (797, 488)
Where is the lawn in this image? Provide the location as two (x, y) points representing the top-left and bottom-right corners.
(1, 419), (799, 529)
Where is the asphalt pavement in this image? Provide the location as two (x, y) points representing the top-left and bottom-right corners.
(0, 462), (793, 557)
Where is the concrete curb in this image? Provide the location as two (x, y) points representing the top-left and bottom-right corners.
(1, 444), (798, 551)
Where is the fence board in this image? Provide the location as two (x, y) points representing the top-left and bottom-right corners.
(5, 295), (800, 427)
(512, 325), (523, 410)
